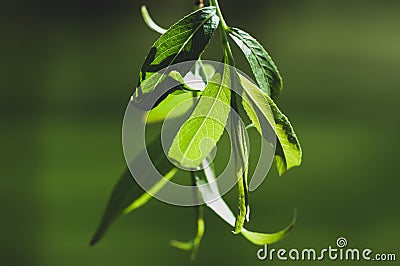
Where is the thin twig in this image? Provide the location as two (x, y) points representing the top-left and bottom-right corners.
(195, 0), (204, 8)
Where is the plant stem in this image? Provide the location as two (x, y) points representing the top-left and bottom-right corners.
(209, 0), (228, 30)
(210, 0), (234, 65)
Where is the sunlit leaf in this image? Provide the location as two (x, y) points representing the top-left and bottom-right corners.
(229, 27), (282, 100)
(146, 61), (217, 123)
(146, 92), (195, 123)
(132, 7), (219, 110)
(238, 73), (302, 175)
(168, 68), (231, 168)
(196, 160), (295, 245)
(266, 97), (302, 175)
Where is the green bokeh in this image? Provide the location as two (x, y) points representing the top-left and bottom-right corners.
(1, 0), (399, 265)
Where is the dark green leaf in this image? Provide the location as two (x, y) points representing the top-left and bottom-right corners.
(229, 27), (282, 100)
(231, 116), (249, 234)
(230, 90), (250, 233)
(132, 7), (219, 110)
(90, 138), (176, 246)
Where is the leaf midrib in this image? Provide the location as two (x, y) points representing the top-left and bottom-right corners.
(153, 10), (215, 72)
(180, 79), (227, 164)
(230, 29), (271, 91)
(145, 9), (216, 99)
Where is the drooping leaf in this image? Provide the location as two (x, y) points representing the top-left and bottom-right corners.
(196, 160), (295, 245)
(266, 97), (302, 175)
(170, 185), (205, 260)
(90, 137), (176, 246)
(141, 5), (167, 34)
(239, 73), (275, 138)
(132, 7), (219, 110)
(230, 92), (250, 234)
(229, 27), (282, 100)
(123, 168), (177, 214)
(232, 119), (249, 234)
(238, 73), (302, 175)
(168, 68), (231, 169)
(170, 210), (204, 260)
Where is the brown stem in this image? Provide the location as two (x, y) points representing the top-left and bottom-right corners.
(195, 0), (204, 8)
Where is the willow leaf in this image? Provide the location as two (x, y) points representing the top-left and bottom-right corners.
(266, 98), (302, 175)
(229, 27), (282, 100)
(230, 100), (250, 234)
(238, 73), (302, 175)
(168, 68), (231, 169)
(90, 138), (176, 246)
(170, 213), (204, 260)
(196, 160), (295, 245)
(170, 202), (205, 260)
(146, 92), (195, 123)
(132, 7), (219, 110)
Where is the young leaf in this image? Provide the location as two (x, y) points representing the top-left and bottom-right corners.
(238, 73), (302, 175)
(170, 184), (205, 261)
(229, 27), (282, 100)
(141, 5), (167, 34)
(90, 138), (176, 246)
(168, 68), (231, 169)
(132, 7), (220, 110)
(170, 207), (204, 260)
(196, 160), (295, 245)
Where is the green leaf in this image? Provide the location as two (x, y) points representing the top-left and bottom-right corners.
(90, 138), (176, 246)
(146, 92), (195, 123)
(170, 204), (205, 260)
(196, 160), (295, 245)
(169, 70), (204, 92)
(168, 68), (231, 169)
(132, 7), (219, 110)
(141, 5), (167, 34)
(229, 27), (283, 100)
(266, 97), (302, 175)
(168, 61), (216, 94)
(238, 73), (302, 175)
(230, 94), (250, 234)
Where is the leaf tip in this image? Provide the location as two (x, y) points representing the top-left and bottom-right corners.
(89, 235), (100, 247)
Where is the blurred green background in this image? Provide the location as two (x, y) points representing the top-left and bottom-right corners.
(1, 0), (399, 265)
